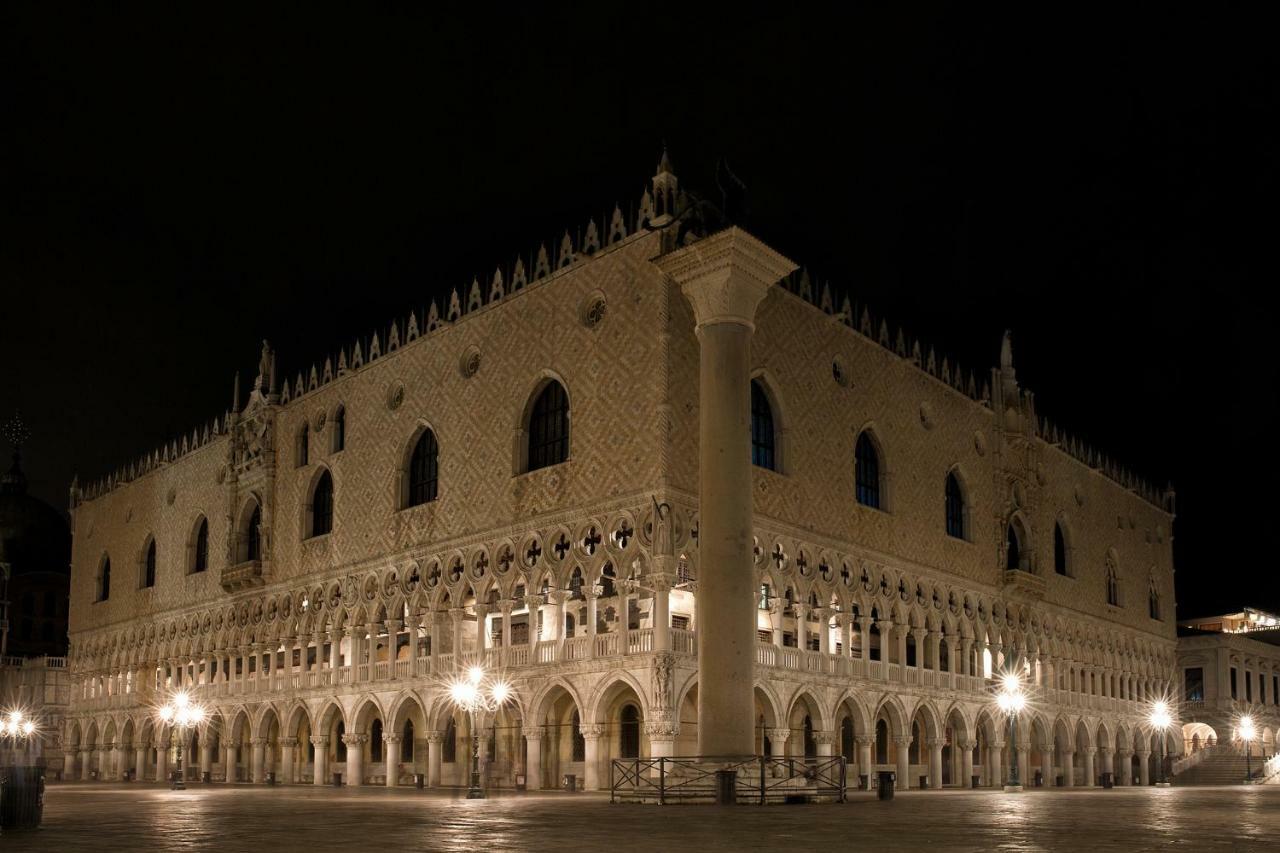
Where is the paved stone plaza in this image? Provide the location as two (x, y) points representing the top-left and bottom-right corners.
(6, 783), (1277, 851)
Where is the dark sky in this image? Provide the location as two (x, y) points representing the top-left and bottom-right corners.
(1, 6), (1273, 616)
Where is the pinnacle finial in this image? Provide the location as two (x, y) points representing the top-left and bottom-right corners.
(657, 142), (672, 175)
(1000, 329), (1014, 372)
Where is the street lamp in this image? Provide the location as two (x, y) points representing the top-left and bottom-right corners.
(157, 691), (207, 790)
(1239, 715), (1256, 784)
(1149, 700), (1172, 787)
(1, 709), (41, 835)
(995, 671), (1026, 792)
(447, 665), (511, 799)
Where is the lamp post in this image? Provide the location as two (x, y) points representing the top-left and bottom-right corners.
(1239, 716), (1256, 784)
(1149, 700), (1171, 787)
(447, 665), (510, 799)
(996, 672), (1026, 792)
(157, 692), (207, 790)
(1, 709), (40, 835)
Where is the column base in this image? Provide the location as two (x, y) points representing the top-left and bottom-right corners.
(1002, 784), (1024, 793)
(1154, 781), (1171, 788)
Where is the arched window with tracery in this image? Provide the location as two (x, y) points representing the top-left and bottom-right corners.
(855, 431), (882, 509)
(944, 471), (966, 539)
(527, 380), (569, 471)
(1005, 523), (1024, 572)
(309, 470), (333, 538)
(1054, 522), (1069, 576)
(1148, 579), (1161, 620)
(1106, 557), (1121, 607)
(97, 555), (111, 602)
(142, 538), (157, 588)
(296, 423), (309, 467)
(407, 428), (439, 507)
(243, 503), (262, 563)
(750, 380), (776, 471)
(193, 517), (209, 574)
(332, 405), (346, 452)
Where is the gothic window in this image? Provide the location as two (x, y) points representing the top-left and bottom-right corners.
(571, 710), (585, 762)
(944, 471), (966, 539)
(620, 704), (641, 759)
(1148, 581), (1161, 621)
(1005, 524), (1023, 572)
(855, 431), (882, 509)
(332, 405), (346, 452)
(296, 424), (309, 467)
(527, 380), (569, 471)
(309, 470), (334, 538)
(1106, 559), (1121, 606)
(244, 503), (262, 563)
(193, 517), (209, 574)
(1054, 522), (1069, 576)
(750, 380), (776, 471)
(407, 429), (439, 506)
(142, 538), (157, 588)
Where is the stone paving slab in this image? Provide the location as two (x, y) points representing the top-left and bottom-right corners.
(4, 783), (1277, 852)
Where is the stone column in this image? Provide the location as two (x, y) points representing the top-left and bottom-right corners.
(987, 744), (1002, 787)
(794, 603), (809, 652)
(646, 720), (677, 761)
(912, 628), (927, 669)
(426, 731), (443, 787)
(135, 744), (148, 781)
(79, 747), (91, 780)
(156, 743), (169, 783)
(1116, 749), (1132, 785)
(1040, 743), (1054, 786)
(1017, 744), (1031, 788)
(585, 590), (599, 657)
(311, 736), (329, 786)
(113, 743), (126, 780)
(1062, 750), (1074, 786)
(894, 736), (911, 790)
(449, 608), (465, 655)
(815, 608), (831, 655)
(656, 227), (796, 757)
(1082, 746), (1096, 787)
(813, 731), (834, 758)
(387, 619), (403, 670)
(63, 750), (76, 780)
(523, 726), (542, 790)
(961, 639), (973, 676)
(856, 736), (874, 789)
(384, 734), (401, 786)
(1138, 749), (1151, 786)
(581, 724), (604, 790)
(896, 627), (909, 675)
(328, 630), (340, 671)
(877, 620), (894, 668)
(651, 575), (672, 652)
(472, 607), (488, 654)
(251, 738), (266, 783)
(223, 742), (237, 782)
(499, 602), (514, 658)
(841, 614), (854, 658)
(858, 616), (872, 661)
(280, 739), (296, 784)
(345, 733), (366, 786)
(770, 603), (785, 648)
(928, 738), (944, 788)
(960, 740), (975, 788)
(767, 728), (790, 761)
(1101, 745), (1114, 782)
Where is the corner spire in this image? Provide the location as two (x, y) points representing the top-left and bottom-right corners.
(1000, 329), (1018, 398)
(651, 145), (679, 227)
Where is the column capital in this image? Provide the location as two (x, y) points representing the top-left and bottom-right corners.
(309, 735), (329, 747)
(250, 737), (270, 747)
(766, 728), (791, 742)
(579, 723), (605, 739)
(498, 600), (516, 616)
(811, 731), (835, 746)
(654, 227), (798, 330)
(855, 735), (875, 748)
(926, 737), (947, 749)
(342, 733), (369, 746)
(521, 726), (543, 741)
(644, 720), (678, 739)
(383, 734), (402, 745)
(892, 736), (913, 747)
(426, 731), (445, 745)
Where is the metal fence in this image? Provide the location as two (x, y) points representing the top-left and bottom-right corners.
(610, 755), (846, 804)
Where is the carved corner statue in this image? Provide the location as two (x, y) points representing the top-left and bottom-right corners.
(651, 496), (674, 557)
(257, 340), (273, 392)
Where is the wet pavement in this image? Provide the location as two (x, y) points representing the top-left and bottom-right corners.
(6, 783), (1277, 852)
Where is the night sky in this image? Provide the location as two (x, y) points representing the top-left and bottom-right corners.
(1, 7), (1273, 616)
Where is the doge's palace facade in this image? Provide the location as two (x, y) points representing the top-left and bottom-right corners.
(63, 158), (1179, 792)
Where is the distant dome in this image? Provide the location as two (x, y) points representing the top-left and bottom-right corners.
(0, 453), (71, 576)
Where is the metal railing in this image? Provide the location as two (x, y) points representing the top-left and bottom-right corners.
(610, 755), (846, 804)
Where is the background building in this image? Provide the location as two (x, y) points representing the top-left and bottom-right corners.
(62, 159), (1179, 792)
(1, 421), (73, 775)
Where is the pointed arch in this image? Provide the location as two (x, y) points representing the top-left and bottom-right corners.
(331, 403), (347, 453)
(304, 466), (334, 538)
(944, 465), (970, 540)
(96, 552), (112, 602)
(854, 425), (888, 510)
(138, 534), (157, 589)
(748, 372), (786, 473)
(235, 494), (263, 564)
(187, 514), (210, 574)
(518, 373), (570, 473)
(1053, 515), (1074, 577)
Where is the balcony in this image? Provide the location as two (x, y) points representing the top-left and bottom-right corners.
(221, 559), (264, 592)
